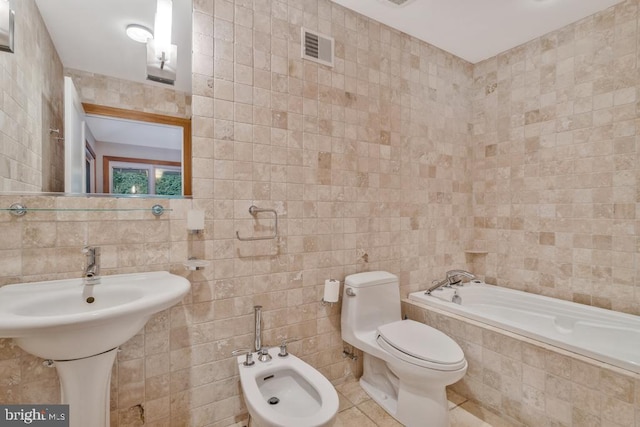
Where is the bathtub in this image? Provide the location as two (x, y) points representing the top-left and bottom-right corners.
(408, 281), (640, 374)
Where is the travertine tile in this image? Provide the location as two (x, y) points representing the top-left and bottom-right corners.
(406, 300), (640, 427)
(1, 0), (638, 425)
(335, 378), (372, 405)
(334, 406), (378, 427)
(357, 399), (404, 427)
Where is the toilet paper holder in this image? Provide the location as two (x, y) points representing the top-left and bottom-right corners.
(321, 278), (341, 306)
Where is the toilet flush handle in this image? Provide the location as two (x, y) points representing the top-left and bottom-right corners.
(345, 287), (356, 297)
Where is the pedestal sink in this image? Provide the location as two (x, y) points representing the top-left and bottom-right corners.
(0, 271), (190, 427)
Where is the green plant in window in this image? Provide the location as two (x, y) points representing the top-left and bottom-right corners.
(112, 168), (149, 194)
(155, 171), (182, 195)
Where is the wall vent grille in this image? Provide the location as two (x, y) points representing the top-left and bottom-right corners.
(301, 28), (334, 67)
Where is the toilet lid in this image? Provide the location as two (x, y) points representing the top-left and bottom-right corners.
(377, 320), (466, 370)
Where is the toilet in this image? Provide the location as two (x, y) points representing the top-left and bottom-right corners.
(342, 271), (467, 427)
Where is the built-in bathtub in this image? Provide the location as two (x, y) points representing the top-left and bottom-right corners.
(408, 281), (640, 374)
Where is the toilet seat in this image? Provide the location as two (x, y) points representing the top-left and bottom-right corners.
(376, 320), (466, 371)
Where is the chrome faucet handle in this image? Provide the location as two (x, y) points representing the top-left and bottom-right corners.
(278, 337), (299, 357)
(257, 347), (272, 362)
(231, 349), (255, 366)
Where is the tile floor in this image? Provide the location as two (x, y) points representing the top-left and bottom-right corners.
(333, 380), (516, 427)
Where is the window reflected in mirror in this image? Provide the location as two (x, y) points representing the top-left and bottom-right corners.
(106, 158), (182, 196)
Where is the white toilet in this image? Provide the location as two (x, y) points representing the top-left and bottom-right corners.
(342, 271), (467, 427)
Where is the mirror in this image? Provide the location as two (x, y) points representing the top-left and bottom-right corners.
(81, 102), (191, 196)
(0, 0), (192, 196)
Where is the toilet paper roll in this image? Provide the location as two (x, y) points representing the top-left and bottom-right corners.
(323, 279), (340, 303)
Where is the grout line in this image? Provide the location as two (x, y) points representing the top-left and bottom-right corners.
(360, 408), (381, 426)
(448, 397), (470, 411)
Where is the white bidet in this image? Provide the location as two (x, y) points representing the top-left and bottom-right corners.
(236, 347), (339, 427)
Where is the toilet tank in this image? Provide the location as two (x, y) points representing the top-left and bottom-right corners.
(341, 271), (401, 347)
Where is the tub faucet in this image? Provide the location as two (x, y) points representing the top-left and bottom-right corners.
(82, 246), (101, 285)
(446, 269), (476, 285)
(425, 269), (475, 294)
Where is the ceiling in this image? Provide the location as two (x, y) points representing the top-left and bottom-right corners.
(330, 0), (626, 63)
(85, 115), (182, 151)
(35, 0), (192, 93)
(34, 1), (625, 91)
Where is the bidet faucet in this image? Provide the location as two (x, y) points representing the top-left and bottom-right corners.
(278, 337), (299, 358)
(254, 305), (272, 362)
(254, 305), (263, 352)
(82, 246), (101, 285)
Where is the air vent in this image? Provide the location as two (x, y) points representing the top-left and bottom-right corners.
(301, 28), (334, 68)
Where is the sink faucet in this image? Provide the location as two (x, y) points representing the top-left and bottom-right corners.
(425, 269), (475, 294)
(82, 246), (101, 285)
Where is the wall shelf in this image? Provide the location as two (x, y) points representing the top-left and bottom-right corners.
(3, 203), (170, 217)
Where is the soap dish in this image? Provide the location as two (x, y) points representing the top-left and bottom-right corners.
(182, 259), (209, 271)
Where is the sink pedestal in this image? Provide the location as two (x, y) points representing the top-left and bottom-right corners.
(54, 348), (118, 427)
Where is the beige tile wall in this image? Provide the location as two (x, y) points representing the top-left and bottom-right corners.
(0, 0), (63, 192)
(66, 68), (192, 119)
(404, 301), (640, 427)
(0, 0), (474, 425)
(470, 1), (640, 315)
(0, 0), (637, 425)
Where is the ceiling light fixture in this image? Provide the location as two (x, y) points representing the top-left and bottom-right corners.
(125, 24), (153, 43)
(0, 0), (14, 53)
(147, 0), (177, 85)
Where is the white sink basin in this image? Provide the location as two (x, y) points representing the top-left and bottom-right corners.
(0, 271), (190, 360)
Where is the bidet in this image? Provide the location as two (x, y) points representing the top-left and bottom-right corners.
(236, 347), (339, 427)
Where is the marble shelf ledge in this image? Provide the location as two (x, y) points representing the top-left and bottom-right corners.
(464, 250), (488, 255)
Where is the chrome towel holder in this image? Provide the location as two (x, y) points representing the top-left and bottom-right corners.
(236, 205), (278, 241)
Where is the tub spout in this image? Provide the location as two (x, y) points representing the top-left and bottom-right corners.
(446, 269), (475, 286)
(426, 269), (476, 294)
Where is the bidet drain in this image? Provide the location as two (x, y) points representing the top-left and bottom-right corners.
(267, 397), (279, 405)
